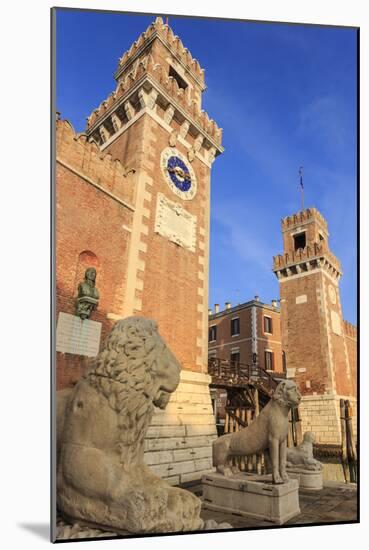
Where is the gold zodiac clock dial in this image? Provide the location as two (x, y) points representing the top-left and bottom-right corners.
(161, 147), (197, 200)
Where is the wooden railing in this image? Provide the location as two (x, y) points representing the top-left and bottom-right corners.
(208, 357), (280, 396)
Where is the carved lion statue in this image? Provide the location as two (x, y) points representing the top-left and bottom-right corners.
(57, 317), (203, 534)
(286, 431), (323, 471)
(213, 380), (301, 484)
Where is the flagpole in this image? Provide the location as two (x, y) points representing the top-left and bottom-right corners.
(299, 166), (304, 211)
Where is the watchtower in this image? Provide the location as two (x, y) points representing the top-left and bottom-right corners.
(83, 16), (224, 482)
(273, 208), (356, 444)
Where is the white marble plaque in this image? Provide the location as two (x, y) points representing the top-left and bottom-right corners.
(56, 312), (102, 357)
(296, 294), (307, 304)
(155, 193), (197, 252)
(330, 310), (342, 336)
(286, 368), (296, 378)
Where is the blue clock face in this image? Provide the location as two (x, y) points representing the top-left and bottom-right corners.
(167, 156), (192, 192)
(161, 147), (197, 200)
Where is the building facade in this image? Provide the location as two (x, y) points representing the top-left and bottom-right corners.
(273, 208), (357, 444)
(208, 208), (357, 445)
(208, 298), (284, 374)
(56, 17), (224, 484)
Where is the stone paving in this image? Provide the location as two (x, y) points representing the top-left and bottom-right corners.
(197, 481), (358, 528)
(56, 481), (357, 540)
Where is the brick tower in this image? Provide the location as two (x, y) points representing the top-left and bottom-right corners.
(273, 208), (356, 444)
(57, 16), (223, 483)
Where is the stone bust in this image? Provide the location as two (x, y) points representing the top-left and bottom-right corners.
(76, 267), (100, 319)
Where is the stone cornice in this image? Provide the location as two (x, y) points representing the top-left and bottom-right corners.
(86, 74), (224, 157)
(209, 299), (280, 321)
(275, 264), (342, 285)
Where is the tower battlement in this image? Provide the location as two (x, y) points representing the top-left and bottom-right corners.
(274, 206), (341, 280)
(343, 320), (357, 339)
(115, 17), (205, 86)
(56, 117), (136, 207)
(281, 207), (328, 233)
(85, 17), (223, 160)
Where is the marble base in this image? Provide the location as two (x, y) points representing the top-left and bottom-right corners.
(202, 472), (300, 525)
(287, 468), (323, 490)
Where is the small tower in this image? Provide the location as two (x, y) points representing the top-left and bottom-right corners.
(273, 208), (356, 445)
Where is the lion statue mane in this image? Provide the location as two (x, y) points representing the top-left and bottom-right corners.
(57, 317), (203, 534)
(212, 379), (302, 484)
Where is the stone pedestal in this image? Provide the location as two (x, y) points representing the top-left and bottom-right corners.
(202, 472), (300, 525)
(287, 468), (323, 490)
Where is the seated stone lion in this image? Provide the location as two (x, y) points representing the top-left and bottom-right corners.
(286, 431), (323, 471)
(57, 317), (203, 534)
(213, 380), (301, 484)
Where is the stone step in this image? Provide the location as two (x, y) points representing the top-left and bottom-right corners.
(150, 413), (216, 426)
(144, 434), (217, 452)
(144, 446), (212, 465)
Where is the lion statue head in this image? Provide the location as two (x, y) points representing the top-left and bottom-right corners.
(272, 379), (301, 409)
(57, 317), (205, 535)
(83, 316), (181, 466)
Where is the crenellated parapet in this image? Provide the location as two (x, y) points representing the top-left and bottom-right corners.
(273, 241), (342, 281)
(56, 117), (136, 207)
(343, 320), (357, 340)
(84, 17), (223, 164)
(281, 208), (328, 233)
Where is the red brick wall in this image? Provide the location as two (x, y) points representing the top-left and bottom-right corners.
(344, 321), (357, 397)
(208, 304), (284, 374)
(256, 307), (283, 373)
(56, 121), (134, 390)
(280, 271), (331, 395)
(104, 112), (210, 372)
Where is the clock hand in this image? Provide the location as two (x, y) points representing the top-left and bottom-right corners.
(167, 166), (191, 181)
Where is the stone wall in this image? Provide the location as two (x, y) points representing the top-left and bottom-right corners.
(144, 370), (217, 484)
(55, 120), (134, 389)
(299, 394), (357, 445)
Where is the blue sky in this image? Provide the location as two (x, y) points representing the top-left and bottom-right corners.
(55, 9), (357, 324)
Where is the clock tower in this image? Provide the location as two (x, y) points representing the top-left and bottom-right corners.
(273, 208), (356, 445)
(84, 17), (223, 482)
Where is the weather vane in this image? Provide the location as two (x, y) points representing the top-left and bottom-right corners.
(299, 166), (304, 211)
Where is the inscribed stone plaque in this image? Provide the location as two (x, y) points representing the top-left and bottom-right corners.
(56, 312), (102, 357)
(296, 294), (307, 304)
(155, 193), (197, 252)
(330, 310), (342, 336)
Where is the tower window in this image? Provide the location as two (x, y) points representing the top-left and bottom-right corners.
(264, 316), (273, 334)
(265, 350), (274, 371)
(293, 232), (306, 251)
(231, 317), (240, 336)
(169, 66), (188, 90)
(319, 233), (325, 241)
(209, 325), (217, 342)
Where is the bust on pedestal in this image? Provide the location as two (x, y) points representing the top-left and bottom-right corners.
(75, 267), (99, 320)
